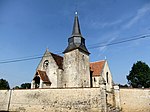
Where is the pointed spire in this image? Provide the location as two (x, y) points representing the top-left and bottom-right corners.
(63, 12), (90, 55)
(72, 12), (82, 37)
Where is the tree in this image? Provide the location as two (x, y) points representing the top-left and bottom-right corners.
(0, 78), (10, 89)
(13, 86), (20, 89)
(127, 61), (150, 88)
(118, 84), (128, 88)
(20, 83), (31, 89)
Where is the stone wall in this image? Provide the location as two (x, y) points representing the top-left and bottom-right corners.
(116, 88), (150, 112)
(0, 90), (10, 111)
(0, 88), (106, 112)
(1, 88), (149, 112)
(106, 92), (115, 106)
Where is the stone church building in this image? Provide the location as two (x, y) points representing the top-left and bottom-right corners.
(31, 14), (113, 92)
(0, 13), (149, 112)
(1, 13), (149, 112)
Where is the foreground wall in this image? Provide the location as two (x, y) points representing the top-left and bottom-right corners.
(0, 90), (10, 111)
(118, 88), (150, 112)
(0, 88), (106, 112)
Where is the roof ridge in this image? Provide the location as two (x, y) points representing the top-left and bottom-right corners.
(50, 52), (63, 58)
(90, 60), (106, 63)
(50, 52), (63, 69)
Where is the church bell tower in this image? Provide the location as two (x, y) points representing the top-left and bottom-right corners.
(63, 13), (90, 87)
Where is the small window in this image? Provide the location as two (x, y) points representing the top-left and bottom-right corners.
(82, 55), (85, 61)
(94, 77), (96, 82)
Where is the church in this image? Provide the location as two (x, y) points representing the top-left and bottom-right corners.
(31, 13), (113, 92)
(1, 12), (148, 112)
(0, 12), (149, 112)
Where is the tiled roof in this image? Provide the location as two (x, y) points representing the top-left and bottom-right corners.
(90, 60), (106, 77)
(36, 70), (51, 83)
(51, 53), (63, 69)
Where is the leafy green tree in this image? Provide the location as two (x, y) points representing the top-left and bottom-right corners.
(20, 83), (31, 89)
(13, 86), (20, 89)
(0, 78), (10, 89)
(127, 61), (150, 88)
(118, 84), (128, 88)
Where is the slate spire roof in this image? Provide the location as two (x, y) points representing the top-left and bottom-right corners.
(63, 12), (90, 54)
(71, 13), (82, 37)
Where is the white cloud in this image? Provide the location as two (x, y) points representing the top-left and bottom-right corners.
(101, 19), (122, 28)
(98, 31), (119, 54)
(124, 3), (150, 29)
(90, 19), (122, 29)
(90, 3), (150, 58)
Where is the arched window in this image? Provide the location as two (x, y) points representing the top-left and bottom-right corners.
(106, 72), (109, 83)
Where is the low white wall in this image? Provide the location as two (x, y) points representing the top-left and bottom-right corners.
(0, 88), (105, 112)
(0, 90), (10, 111)
(119, 88), (150, 112)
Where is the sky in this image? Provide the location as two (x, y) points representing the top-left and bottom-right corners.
(0, 0), (150, 88)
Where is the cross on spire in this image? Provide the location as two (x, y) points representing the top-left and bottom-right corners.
(75, 11), (78, 15)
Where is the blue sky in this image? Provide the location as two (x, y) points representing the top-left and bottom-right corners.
(0, 0), (150, 88)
